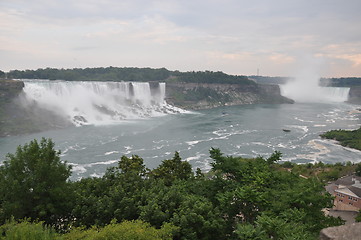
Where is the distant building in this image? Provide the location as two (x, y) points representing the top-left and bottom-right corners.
(332, 175), (361, 211)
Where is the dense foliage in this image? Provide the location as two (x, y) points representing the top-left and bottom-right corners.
(321, 127), (361, 151)
(0, 139), (343, 239)
(6, 67), (254, 85)
(0, 138), (73, 226)
(320, 77), (361, 87)
(282, 160), (361, 181)
(173, 71), (254, 85)
(0, 219), (176, 240)
(7, 67), (171, 82)
(248, 76), (291, 85)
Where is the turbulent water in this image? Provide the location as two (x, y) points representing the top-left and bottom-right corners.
(0, 80), (360, 180)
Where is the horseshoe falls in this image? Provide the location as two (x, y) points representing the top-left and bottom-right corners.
(280, 76), (350, 103)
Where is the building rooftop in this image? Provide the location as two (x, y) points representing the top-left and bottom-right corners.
(335, 188), (359, 198)
(349, 185), (361, 198)
(335, 175), (361, 187)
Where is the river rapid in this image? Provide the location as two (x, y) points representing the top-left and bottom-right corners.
(1, 101), (360, 181)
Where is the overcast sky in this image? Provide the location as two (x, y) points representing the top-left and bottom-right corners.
(1, 0), (361, 77)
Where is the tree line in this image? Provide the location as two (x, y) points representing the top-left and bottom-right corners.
(0, 138), (345, 239)
(6, 67), (171, 82)
(320, 77), (361, 87)
(4, 67), (254, 85)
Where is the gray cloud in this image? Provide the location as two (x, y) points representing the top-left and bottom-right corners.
(1, 0), (360, 76)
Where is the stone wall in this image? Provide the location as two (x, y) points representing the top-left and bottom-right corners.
(320, 222), (361, 240)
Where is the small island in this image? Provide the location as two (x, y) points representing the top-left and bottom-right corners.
(321, 127), (361, 151)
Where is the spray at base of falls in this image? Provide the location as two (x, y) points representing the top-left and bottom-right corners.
(21, 80), (185, 126)
(280, 80), (350, 103)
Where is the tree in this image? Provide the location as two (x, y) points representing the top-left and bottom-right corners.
(0, 138), (72, 225)
(356, 163), (361, 177)
(0, 219), (177, 240)
(170, 195), (226, 240)
(207, 148), (342, 238)
(62, 220), (177, 240)
(356, 210), (361, 222)
(0, 218), (59, 240)
(72, 155), (148, 227)
(151, 152), (193, 185)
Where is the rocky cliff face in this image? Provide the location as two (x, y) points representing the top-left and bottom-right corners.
(0, 79), (24, 102)
(165, 82), (294, 110)
(348, 86), (361, 104)
(0, 79), (71, 137)
(0, 79), (26, 137)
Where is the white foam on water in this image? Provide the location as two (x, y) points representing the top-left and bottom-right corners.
(70, 164), (87, 174)
(185, 153), (207, 162)
(295, 139), (330, 162)
(186, 140), (203, 146)
(104, 151), (119, 156)
(321, 139), (361, 154)
(294, 117), (314, 123)
(90, 173), (102, 178)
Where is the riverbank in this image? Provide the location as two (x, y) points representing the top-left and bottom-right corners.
(321, 127), (361, 151)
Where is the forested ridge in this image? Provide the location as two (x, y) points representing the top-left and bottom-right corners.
(320, 77), (361, 87)
(5, 68), (361, 86)
(5, 67), (253, 85)
(0, 138), (350, 239)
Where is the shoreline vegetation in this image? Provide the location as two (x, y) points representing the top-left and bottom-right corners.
(276, 127), (361, 183)
(0, 138), (354, 240)
(321, 127), (361, 151)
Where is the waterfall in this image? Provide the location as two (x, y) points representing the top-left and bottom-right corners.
(21, 80), (181, 126)
(319, 87), (350, 102)
(280, 80), (350, 103)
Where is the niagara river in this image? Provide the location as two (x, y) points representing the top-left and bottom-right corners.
(0, 80), (360, 180)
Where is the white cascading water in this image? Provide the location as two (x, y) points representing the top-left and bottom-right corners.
(21, 80), (181, 126)
(280, 75), (350, 103)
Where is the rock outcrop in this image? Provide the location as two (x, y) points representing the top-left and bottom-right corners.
(0, 79), (24, 102)
(320, 222), (361, 240)
(348, 86), (361, 104)
(165, 82), (294, 110)
(0, 79), (71, 137)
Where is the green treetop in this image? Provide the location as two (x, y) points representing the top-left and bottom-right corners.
(0, 138), (73, 226)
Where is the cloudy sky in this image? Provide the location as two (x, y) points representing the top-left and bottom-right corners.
(1, 0), (361, 77)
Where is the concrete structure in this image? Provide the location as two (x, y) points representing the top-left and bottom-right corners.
(320, 222), (361, 240)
